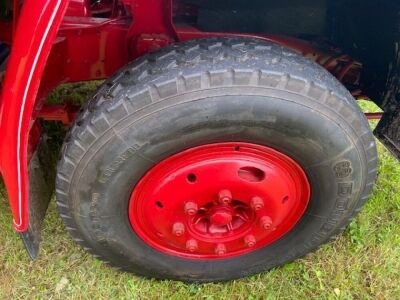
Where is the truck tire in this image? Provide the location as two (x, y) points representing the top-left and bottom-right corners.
(56, 37), (377, 282)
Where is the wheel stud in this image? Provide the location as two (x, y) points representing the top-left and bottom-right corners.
(184, 202), (198, 216)
(172, 222), (185, 236)
(218, 189), (232, 204)
(251, 196), (264, 211)
(186, 239), (198, 252)
(260, 216), (273, 230)
(215, 243), (227, 255)
(244, 235), (256, 247)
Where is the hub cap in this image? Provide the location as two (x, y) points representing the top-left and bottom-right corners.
(129, 143), (310, 259)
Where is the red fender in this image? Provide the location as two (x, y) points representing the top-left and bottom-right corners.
(0, 0), (70, 232)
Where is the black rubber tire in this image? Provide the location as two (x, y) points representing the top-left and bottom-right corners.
(56, 37), (378, 282)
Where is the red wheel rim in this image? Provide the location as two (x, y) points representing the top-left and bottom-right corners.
(129, 143), (310, 259)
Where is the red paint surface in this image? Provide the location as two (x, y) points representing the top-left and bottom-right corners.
(0, 0), (70, 231)
(129, 143), (310, 259)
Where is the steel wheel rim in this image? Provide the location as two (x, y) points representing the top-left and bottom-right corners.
(128, 143), (310, 259)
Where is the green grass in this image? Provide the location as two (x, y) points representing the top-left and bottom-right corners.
(0, 94), (399, 299)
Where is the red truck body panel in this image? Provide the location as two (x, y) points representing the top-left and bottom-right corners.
(0, 0), (69, 231)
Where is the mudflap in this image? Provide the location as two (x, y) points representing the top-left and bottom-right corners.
(20, 135), (55, 259)
(374, 106), (400, 160)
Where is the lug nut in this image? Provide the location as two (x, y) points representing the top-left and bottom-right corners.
(251, 196), (264, 211)
(184, 202), (198, 216)
(218, 189), (232, 204)
(215, 243), (227, 255)
(260, 216), (273, 230)
(172, 222), (185, 236)
(244, 234), (256, 247)
(186, 239), (198, 252)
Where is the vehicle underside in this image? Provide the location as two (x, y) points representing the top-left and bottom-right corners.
(0, 0), (399, 282)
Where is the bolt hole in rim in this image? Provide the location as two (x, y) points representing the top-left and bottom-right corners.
(187, 173), (197, 183)
(129, 143), (310, 259)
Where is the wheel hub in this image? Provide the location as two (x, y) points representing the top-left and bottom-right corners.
(209, 207), (233, 227)
(129, 143), (310, 259)
(192, 199), (253, 235)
